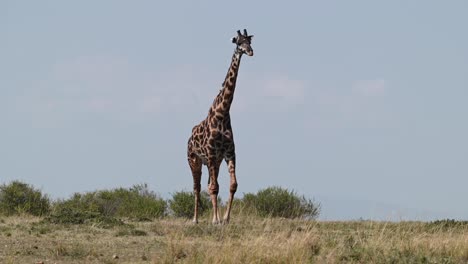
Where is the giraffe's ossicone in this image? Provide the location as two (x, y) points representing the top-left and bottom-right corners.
(187, 29), (254, 224)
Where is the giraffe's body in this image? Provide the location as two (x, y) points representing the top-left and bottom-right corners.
(188, 113), (235, 167)
(187, 29), (253, 224)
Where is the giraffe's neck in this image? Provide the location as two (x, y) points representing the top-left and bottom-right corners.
(209, 49), (243, 117)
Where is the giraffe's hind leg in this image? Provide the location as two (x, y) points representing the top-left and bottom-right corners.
(188, 154), (202, 224)
(223, 157), (237, 224)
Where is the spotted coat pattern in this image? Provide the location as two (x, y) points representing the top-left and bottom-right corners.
(187, 30), (253, 224)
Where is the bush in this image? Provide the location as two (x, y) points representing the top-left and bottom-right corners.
(98, 184), (167, 220)
(0, 181), (50, 216)
(52, 192), (101, 214)
(242, 186), (320, 219)
(44, 206), (126, 228)
(46, 207), (100, 225)
(50, 184), (167, 222)
(169, 191), (211, 218)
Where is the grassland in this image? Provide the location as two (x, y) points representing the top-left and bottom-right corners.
(1, 215), (467, 264)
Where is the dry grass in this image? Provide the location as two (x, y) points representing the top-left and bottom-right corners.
(1, 215), (467, 263)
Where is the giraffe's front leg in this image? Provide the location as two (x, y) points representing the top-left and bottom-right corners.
(188, 154), (202, 224)
(208, 160), (221, 224)
(223, 158), (237, 224)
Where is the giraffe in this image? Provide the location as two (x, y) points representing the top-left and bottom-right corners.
(187, 29), (254, 224)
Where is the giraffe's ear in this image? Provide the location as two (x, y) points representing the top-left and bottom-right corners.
(231, 37), (237, 44)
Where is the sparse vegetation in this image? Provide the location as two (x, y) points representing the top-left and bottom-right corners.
(0, 181), (319, 223)
(430, 218), (468, 228)
(1, 217), (468, 263)
(44, 207), (126, 228)
(1, 181), (466, 263)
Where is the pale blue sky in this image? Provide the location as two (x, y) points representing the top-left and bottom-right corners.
(2, 1), (467, 220)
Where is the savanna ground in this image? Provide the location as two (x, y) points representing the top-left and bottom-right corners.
(1, 215), (468, 264)
(0, 182), (467, 263)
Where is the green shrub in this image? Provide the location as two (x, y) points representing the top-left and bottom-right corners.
(52, 192), (101, 215)
(50, 184), (166, 223)
(98, 184), (167, 220)
(0, 181), (50, 216)
(169, 191), (211, 218)
(242, 186), (320, 219)
(44, 207), (126, 228)
(46, 207), (100, 225)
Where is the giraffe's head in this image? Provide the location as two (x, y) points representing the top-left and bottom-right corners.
(231, 29), (254, 56)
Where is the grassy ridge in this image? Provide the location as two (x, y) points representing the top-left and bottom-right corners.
(0, 181), (320, 221)
(1, 181), (467, 263)
(1, 216), (468, 263)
